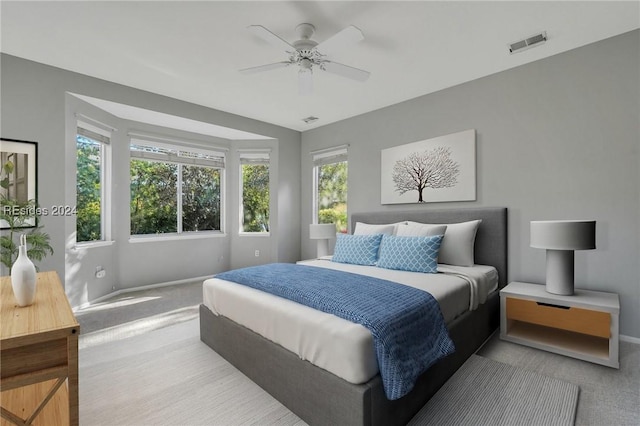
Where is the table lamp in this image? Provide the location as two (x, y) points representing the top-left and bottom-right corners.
(530, 220), (596, 295)
(309, 223), (336, 258)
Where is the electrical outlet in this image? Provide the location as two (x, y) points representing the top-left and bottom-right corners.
(255, 250), (260, 257)
(95, 266), (106, 279)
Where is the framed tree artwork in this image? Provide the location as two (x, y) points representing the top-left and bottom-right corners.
(1, 138), (38, 229)
(381, 129), (476, 204)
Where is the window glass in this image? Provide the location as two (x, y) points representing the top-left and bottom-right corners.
(182, 165), (221, 232)
(76, 129), (108, 243)
(241, 162), (269, 232)
(130, 160), (178, 235)
(316, 161), (348, 233)
(129, 140), (224, 236)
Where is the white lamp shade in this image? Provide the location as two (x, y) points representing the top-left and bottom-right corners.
(530, 220), (596, 250)
(309, 223), (336, 240)
(530, 220), (596, 296)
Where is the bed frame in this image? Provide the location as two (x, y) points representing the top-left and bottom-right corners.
(200, 207), (508, 426)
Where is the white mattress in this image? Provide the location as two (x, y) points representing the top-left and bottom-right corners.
(202, 259), (497, 385)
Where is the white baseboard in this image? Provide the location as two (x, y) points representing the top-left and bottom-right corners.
(620, 334), (640, 344)
(74, 275), (210, 312)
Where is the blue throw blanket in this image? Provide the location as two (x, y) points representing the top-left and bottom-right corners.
(215, 263), (455, 400)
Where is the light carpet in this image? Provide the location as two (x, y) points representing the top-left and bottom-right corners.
(408, 354), (580, 426)
(79, 318), (305, 426)
(78, 282), (637, 425)
(81, 316), (582, 426)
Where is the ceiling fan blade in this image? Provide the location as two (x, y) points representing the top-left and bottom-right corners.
(248, 25), (295, 53)
(315, 25), (364, 55)
(239, 61), (291, 74)
(298, 69), (313, 96)
(322, 60), (370, 82)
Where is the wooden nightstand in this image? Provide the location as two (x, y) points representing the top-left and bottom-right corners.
(500, 281), (619, 368)
(1, 271), (80, 425)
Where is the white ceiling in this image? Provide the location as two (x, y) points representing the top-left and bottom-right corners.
(2, 1), (638, 133)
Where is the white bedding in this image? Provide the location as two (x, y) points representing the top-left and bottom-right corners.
(202, 259), (498, 385)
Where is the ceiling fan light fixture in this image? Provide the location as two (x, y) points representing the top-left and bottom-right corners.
(300, 58), (313, 70)
(242, 22), (370, 94)
(295, 23), (316, 40)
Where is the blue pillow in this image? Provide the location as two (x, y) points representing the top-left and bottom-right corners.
(377, 235), (444, 273)
(332, 234), (383, 266)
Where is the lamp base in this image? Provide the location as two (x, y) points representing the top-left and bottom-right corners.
(545, 249), (575, 296)
(316, 239), (330, 258)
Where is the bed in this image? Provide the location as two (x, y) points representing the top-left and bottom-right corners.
(200, 207), (508, 426)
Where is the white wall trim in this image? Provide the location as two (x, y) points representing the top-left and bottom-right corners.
(620, 334), (640, 344)
(75, 112), (118, 133)
(73, 274), (211, 312)
(129, 232), (225, 243)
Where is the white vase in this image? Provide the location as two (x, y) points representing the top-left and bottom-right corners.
(11, 240), (37, 307)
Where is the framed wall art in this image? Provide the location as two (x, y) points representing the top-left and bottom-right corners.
(1, 138), (38, 229)
(381, 129), (476, 204)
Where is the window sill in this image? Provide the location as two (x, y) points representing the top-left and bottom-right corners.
(129, 231), (225, 243)
(238, 232), (271, 237)
(74, 240), (115, 250)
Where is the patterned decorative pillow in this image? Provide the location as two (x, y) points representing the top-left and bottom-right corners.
(376, 235), (444, 273)
(332, 234), (383, 266)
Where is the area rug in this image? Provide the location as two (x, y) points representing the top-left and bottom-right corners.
(408, 354), (580, 426)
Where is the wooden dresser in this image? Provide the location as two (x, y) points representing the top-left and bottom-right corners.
(1, 271), (79, 426)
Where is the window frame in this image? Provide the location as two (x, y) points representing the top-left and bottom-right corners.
(238, 149), (271, 235)
(129, 138), (226, 239)
(75, 120), (112, 246)
(311, 145), (348, 229)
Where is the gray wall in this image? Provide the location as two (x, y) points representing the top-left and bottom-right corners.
(1, 54), (301, 307)
(2, 30), (638, 338)
(301, 30), (640, 338)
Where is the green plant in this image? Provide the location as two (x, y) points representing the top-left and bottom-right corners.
(1, 159), (53, 271)
(318, 206), (347, 233)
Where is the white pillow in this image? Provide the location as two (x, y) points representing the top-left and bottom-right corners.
(353, 222), (400, 236)
(407, 219), (481, 267)
(396, 223), (447, 237)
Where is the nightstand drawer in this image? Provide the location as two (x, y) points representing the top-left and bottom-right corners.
(506, 297), (610, 338)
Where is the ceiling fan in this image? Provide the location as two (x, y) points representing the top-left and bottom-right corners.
(240, 23), (370, 95)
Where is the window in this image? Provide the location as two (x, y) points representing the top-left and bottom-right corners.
(129, 140), (224, 236)
(312, 145), (348, 233)
(239, 150), (270, 233)
(76, 121), (111, 243)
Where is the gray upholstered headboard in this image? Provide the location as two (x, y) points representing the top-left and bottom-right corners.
(351, 207), (508, 288)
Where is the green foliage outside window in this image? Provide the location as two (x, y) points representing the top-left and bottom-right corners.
(76, 136), (102, 242)
(130, 160), (221, 235)
(242, 164), (269, 232)
(182, 165), (221, 232)
(130, 160), (178, 235)
(317, 161), (347, 233)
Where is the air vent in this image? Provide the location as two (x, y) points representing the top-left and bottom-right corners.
(509, 31), (547, 54)
(302, 116), (319, 124)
